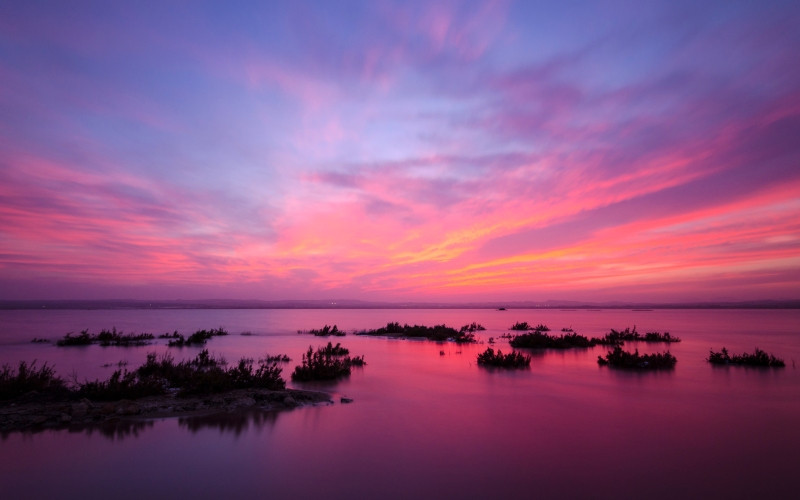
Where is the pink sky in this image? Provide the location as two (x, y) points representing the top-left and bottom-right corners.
(1, 1), (799, 303)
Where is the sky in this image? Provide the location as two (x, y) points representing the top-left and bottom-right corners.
(1, 0), (799, 303)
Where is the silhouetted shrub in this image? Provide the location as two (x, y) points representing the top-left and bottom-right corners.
(356, 322), (475, 343)
(168, 327), (228, 347)
(2, 350), (285, 402)
(302, 324), (344, 336)
(459, 322), (486, 333)
(509, 322), (550, 332)
(644, 331), (681, 342)
(319, 342), (349, 356)
(349, 355), (366, 366)
(591, 327), (681, 345)
(707, 347), (784, 367)
(510, 331), (594, 349)
(476, 348), (531, 368)
(78, 369), (165, 400)
(56, 328), (154, 347)
(291, 344), (365, 381)
(0, 361), (67, 400)
(597, 347), (677, 369)
(591, 326), (638, 345)
(262, 354), (292, 363)
(134, 349), (284, 397)
(56, 330), (93, 346)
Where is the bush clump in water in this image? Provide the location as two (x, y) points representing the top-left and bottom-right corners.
(597, 347), (677, 369)
(476, 348), (531, 368)
(591, 326), (681, 346)
(459, 322), (486, 333)
(167, 327), (228, 347)
(56, 328), (155, 347)
(707, 347), (785, 367)
(300, 324), (345, 336)
(644, 331), (681, 343)
(355, 322), (475, 343)
(291, 344), (365, 381)
(510, 331), (594, 349)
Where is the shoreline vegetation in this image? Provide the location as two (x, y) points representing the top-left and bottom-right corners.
(707, 347), (785, 367)
(1, 349), (331, 433)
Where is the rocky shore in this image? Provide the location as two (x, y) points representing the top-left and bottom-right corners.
(1, 388), (332, 434)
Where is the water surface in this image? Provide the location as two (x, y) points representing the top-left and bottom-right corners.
(1, 309), (798, 498)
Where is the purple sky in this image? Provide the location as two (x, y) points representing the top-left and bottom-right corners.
(1, 0), (799, 302)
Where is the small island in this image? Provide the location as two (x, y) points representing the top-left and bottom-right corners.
(597, 347), (677, 369)
(591, 326), (680, 345)
(476, 348), (531, 368)
(707, 347), (785, 367)
(355, 322), (477, 343)
(505, 324), (682, 349)
(298, 325), (345, 337)
(57, 328), (155, 347)
(510, 330), (595, 349)
(291, 343), (365, 381)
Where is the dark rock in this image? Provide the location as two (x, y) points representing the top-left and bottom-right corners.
(116, 401), (141, 415)
(71, 402), (89, 417)
(340, 397), (354, 403)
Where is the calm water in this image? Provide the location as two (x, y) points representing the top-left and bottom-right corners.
(1, 308), (798, 499)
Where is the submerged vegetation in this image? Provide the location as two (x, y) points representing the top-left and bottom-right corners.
(57, 328), (155, 347)
(355, 322), (476, 343)
(597, 347), (677, 370)
(476, 348), (531, 368)
(707, 347), (785, 367)
(167, 327), (229, 347)
(299, 325), (345, 337)
(291, 343), (365, 381)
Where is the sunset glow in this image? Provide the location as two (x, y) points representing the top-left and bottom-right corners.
(1, 0), (798, 302)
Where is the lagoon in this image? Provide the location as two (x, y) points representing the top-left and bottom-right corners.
(1, 308), (798, 499)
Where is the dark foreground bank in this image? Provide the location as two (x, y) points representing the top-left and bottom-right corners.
(1, 387), (332, 433)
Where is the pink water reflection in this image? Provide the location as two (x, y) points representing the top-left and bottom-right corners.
(1, 308), (798, 498)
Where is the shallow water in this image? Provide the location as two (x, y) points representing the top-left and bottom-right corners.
(1, 308), (798, 499)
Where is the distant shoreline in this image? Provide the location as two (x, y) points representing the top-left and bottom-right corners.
(1, 299), (799, 311)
